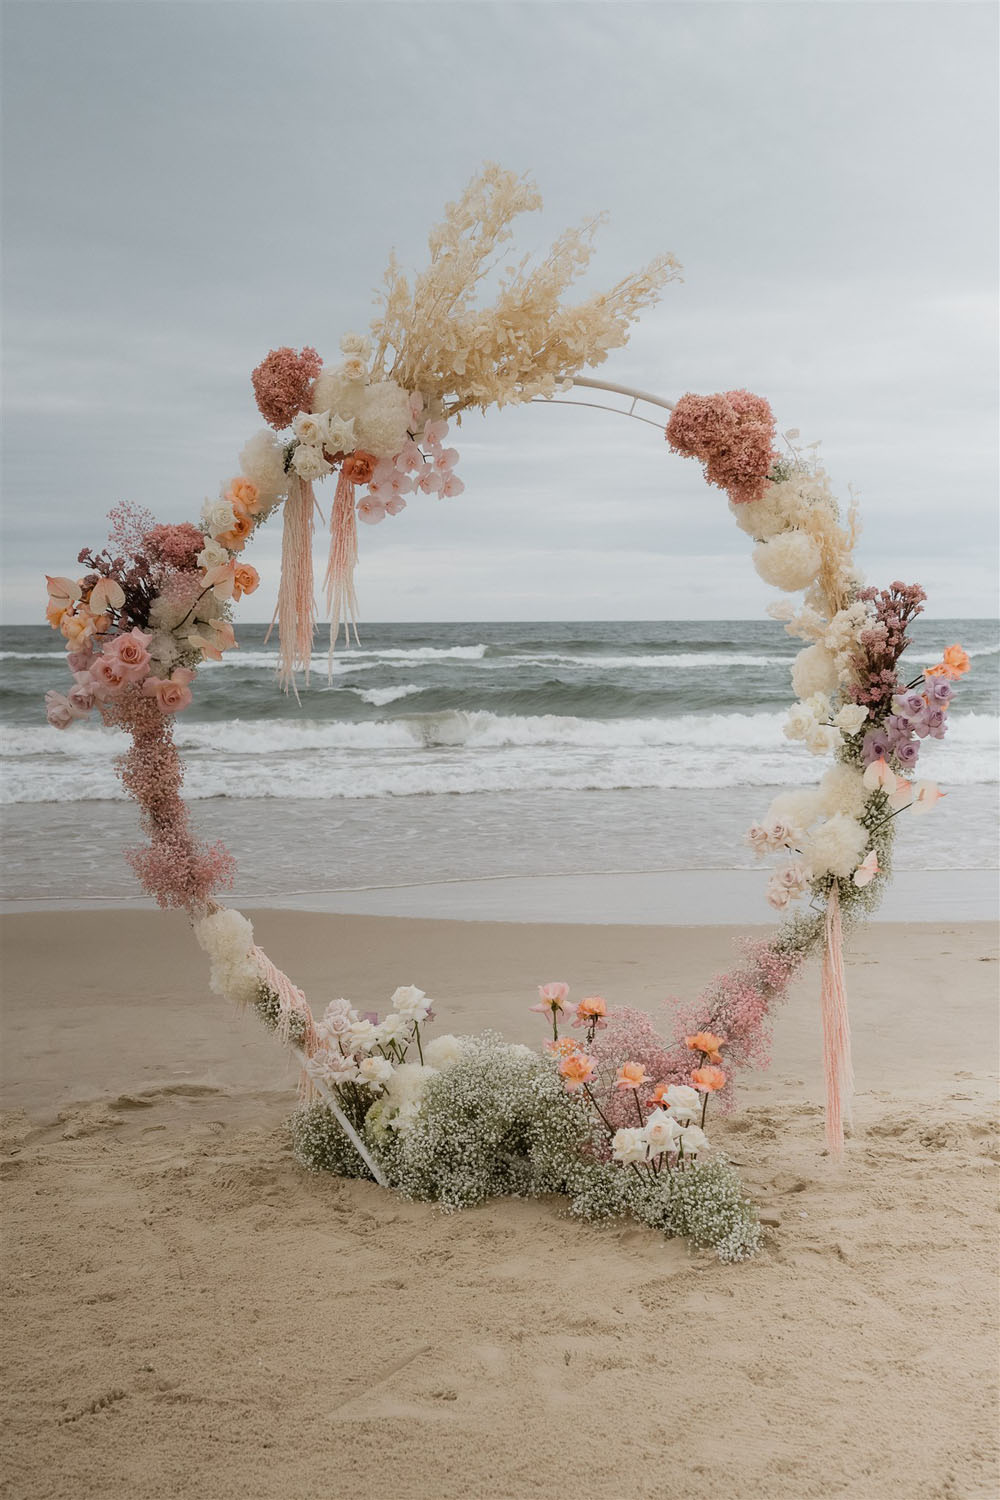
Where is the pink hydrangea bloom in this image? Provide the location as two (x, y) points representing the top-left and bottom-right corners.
(143, 523), (205, 571)
(251, 346), (322, 430)
(666, 389), (776, 506)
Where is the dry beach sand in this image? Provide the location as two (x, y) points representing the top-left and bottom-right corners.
(2, 910), (998, 1500)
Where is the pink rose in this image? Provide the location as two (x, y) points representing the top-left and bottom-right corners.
(67, 673), (96, 714)
(90, 654), (129, 698)
(44, 690), (80, 729)
(105, 628), (151, 682)
(66, 650), (94, 674)
(142, 668), (196, 714)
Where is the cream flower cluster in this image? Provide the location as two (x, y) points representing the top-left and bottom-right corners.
(612, 1087), (710, 1166)
(194, 907), (264, 1007)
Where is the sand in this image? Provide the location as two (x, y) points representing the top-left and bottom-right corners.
(2, 910), (998, 1500)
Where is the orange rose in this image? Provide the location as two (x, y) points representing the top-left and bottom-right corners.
(647, 1082), (671, 1108)
(45, 598), (68, 629)
(558, 1053), (595, 1092)
(342, 450), (377, 484)
(217, 502), (253, 551)
(233, 564), (260, 599)
(691, 1065), (727, 1092)
(685, 1031), (726, 1063)
(225, 477), (262, 515)
(575, 996), (607, 1022)
(615, 1061), (647, 1091)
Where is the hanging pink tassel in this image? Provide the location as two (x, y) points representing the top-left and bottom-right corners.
(820, 882), (853, 1158)
(250, 943), (318, 1094)
(325, 468), (359, 661)
(268, 474), (316, 693)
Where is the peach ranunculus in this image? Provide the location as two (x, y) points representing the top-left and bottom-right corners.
(142, 668), (196, 714)
(342, 450), (377, 485)
(685, 1031), (726, 1063)
(926, 644), (970, 680)
(558, 1052), (595, 1092)
(573, 996), (608, 1031)
(225, 477), (262, 515)
(615, 1061), (647, 1092)
(233, 563), (260, 599)
(46, 597), (69, 629)
(60, 607), (97, 647)
(105, 628), (152, 682)
(691, 1065), (727, 1093)
(216, 502), (254, 551)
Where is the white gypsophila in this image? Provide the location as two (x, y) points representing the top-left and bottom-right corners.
(835, 703), (869, 736)
(193, 907), (261, 1006)
(612, 1127), (649, 1165)
(801, 813), (868, 879)
(239, 429), (288, 509)
(752, 530), (822, 592)
(290, 443), (331, 481)
(311, 365), (366, 424)
(340, 331), (372, 358)
(423, 1034), (466, 1070)
(767, 787), (823, 832)
(805, 723), (841, 757)
(326, 415), (357, 454)
(292, 410), (329, 446)
(384, 1061), (437, 1106)
(197, 538), (229, 571)
(353, 380), (412, 458)
(358, 1056), (394, 1091)
(678, 1125), (710, 1156)
(643, 1110), (681, 1153)
(392, 985), (431, 1022)
(201, 497), (237, 540)
(791, 643), (839, 701)
(818, 763), (868, 820)
(344, 1018), (378, 1055)
(664, 1084), (701, 1122)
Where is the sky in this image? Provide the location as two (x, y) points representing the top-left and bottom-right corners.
(2, 0), (997, 623)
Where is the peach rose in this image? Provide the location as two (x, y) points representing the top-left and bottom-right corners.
(89, 654), (129, 698)
(225, 477), (262, 515)
(342, 450), (377, 485)
(216, 502), (253, 551)
(615, 1061), (647, 1091)
(142, 668), (196, 714)
(685, 1031), (726, 1063)
(691, 1065), (727, 1092)
(106, 628), (151, 682)
(558, 1053), (595, 1092)
(233, 564), (259, 599)
(60, 609), (96, 647)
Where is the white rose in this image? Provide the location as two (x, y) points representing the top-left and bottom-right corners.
(340, 332), (372, 359)
(341, 357), (368, 383)
(344, 1018), (378, 1055)
(766, 879), (793, 910)
(392, 985), (431, 1022)
(197, 539), (229, 570)
(291, 444), (331, 481)
(358, 1056), (394, 1091)
(611, 1127), (649, 1166)
(375, 1013), (409, 1046)
(784, 705), (813, 742)
(326, 415), (357, 454)
(201, 497), (236, 539)
(643, 1110), (681, 1153)
(677, 1125), (710, 1156)
(664, 1085), (701, 1123)
(292, 410), (329, 446)
(834, 703), (869, 736)
(805, 724), (841, 756)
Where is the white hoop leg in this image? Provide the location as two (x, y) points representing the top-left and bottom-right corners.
(291, 1045), (388, 1187)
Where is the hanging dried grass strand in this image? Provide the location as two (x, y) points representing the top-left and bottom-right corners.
(270, 474), (316, 692)
(325, 467), (359, 662)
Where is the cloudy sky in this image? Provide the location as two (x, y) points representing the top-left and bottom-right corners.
(3, 0), (996, 623)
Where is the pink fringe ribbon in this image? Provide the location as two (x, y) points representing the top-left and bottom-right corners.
(820, 883), (853, 1159)
(250, 943), (318, 1095)
(325, 468), (359, 661)
(270, 475), (316, 694)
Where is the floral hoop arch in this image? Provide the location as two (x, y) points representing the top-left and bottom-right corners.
(43, 167), (969, 1217)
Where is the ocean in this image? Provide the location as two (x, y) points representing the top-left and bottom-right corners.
(1, 619), (997, 904)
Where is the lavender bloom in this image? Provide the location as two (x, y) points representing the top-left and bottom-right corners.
(862, 727), (892, 765)
(923, 706), (947, 738)
(887, 713), (917, 739)
(924, 676), (954, 704)
(895, 740), (920, 769)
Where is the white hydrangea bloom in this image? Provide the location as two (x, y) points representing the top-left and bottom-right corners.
(801, 813), (868, 878)
(791, 644), (839, 700)
(311, 364), (366, 424)
(423, 1034), (466, 1070)
(239, 429), (288, 510)
(767, 787), (823, 832)
(353, 380), (412, 458)
(193, 908), (261, 1006)
(752, 530), (822, 592)
(818, 763), (868, 819)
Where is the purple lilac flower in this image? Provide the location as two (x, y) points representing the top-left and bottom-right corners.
(895, 740), (920, 769)
(862, 727), (892, 765)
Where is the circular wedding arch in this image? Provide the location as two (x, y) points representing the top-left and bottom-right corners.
(43, 168), (961, 1179)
